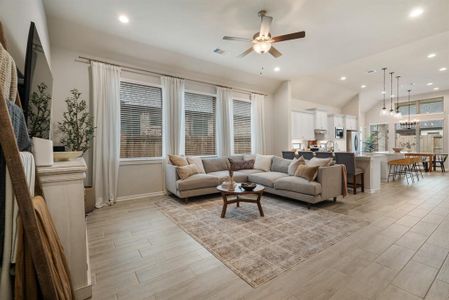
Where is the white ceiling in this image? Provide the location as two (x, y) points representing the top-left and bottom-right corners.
(43, 0), (449, 110)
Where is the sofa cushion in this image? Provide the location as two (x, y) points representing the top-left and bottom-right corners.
(229, 158), (255, 171)
(254, 154), (274, 171)
(307, 157), (333, 167)
(236, 169), (265, 175)
(243, 154), (256, 161)
(274, 176), (322, 196)
(176, 164), (199, 180)
(176, 174), (219, 191)
(187, 156), (205, 173)
(294, 165), (319, 181)
(228, 155), (244, 161)
(208, 171), (247, 183)
(168, 154), (188, 166)
(271, 156), (292, 173)
(288, 156), (306, 175)
(202, 158), (230, 173)
(248, 172), (288, 187)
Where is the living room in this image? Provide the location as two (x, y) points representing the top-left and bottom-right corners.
(1, 0), (449, 299)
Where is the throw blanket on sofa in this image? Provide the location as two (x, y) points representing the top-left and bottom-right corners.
(340, 164), (348, 197)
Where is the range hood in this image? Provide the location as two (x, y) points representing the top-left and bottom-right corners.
(314, 129), (327, 134)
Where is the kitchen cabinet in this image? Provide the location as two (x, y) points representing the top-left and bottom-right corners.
(291, 111), (314, 140)
(314, 110), (328, 130)
(328, 114), (345, 136)
(345, 115), (358, 131)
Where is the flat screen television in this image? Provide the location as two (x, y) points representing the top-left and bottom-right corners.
(19, 22), (53, 139)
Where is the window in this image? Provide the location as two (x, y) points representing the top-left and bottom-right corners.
(120, 81), (162, 158)
(419, 98), (443, 114)
(185, 92), (216, 155)
(233, 100), (252, 154)
(398, 103), (417, 116)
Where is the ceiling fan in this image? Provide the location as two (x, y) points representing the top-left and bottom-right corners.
(223, 10), (306, 58)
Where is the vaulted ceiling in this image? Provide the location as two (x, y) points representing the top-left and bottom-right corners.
(44, 0), (449, 110)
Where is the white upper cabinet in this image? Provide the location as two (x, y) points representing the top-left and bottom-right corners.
(291, 111), (314, 140)
(344, 115), (358, 131)
(314, 110), (328, 130)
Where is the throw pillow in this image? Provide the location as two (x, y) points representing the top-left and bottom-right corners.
(202, 158), (230, 173)
(176, 164), (199, 180)
(254, 154), (273, 172)
(168, 154), (188, 167)
(271, 156), (292, 173)
(187, 156), (205, 173)
(229, 158), (255, 171)
(288, 156), (305, 175)
(243, 154), (256, 161)
(307, 157), (333, 168)
(294, 165), (319, 181)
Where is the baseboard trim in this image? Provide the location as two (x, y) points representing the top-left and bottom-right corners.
(117, 191), (165, 202)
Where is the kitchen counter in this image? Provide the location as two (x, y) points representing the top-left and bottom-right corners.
(354, 153), (383, 192)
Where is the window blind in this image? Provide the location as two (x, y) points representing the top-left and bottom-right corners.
(233, 99), (252, 154)
(120, 81), (163, 158)
(185, 92), (216, 156)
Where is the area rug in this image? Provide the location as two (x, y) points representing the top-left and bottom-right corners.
(155, 195), (369, 287)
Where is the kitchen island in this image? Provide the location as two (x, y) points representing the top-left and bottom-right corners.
(355, 152), (405, 193)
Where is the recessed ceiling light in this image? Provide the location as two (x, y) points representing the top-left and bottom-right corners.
(434, 87), (440, 91)
(440, 67), (447, 71)
(274, 67), (280, 72)
(427, 53), (436, 58)
(426, 82), (433, 86)
(340, 76), (347, 81)
(118, 15), (129, 24)
(361, 85), (367, 88)
(409, 7), (424, 18)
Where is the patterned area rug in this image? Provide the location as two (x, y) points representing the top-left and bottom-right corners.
(156, 195), (369, 287)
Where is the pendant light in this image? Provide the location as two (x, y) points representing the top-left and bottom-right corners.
(400, 89), (417, 129)
(389, 71), (395, 116)
(381, 67), (387, 115)
(394, 75), (402, 118)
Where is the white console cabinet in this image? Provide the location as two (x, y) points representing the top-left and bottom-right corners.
(37, 158), (92, 300)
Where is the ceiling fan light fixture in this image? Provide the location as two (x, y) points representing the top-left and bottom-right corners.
(253, 41), (271, 54)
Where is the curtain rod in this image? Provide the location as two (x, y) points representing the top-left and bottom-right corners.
(75, 56), (267, 96)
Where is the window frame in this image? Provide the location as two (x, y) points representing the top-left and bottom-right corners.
(119, 78), (164, 162)
(184, 90), (218, 157)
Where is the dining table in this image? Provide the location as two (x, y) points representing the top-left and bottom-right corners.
(404, 152), (434, 172)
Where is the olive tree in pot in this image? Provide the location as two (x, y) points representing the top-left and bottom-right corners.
(58, 89), (96, 214)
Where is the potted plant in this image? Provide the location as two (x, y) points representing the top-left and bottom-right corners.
(28, 82), (51, 139)
(58, 89), (96, 214)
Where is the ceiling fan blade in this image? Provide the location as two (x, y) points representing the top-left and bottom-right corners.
(259, 15), (273, 38)
(223, 36), (251, 42)
(238, 47), (253, 58)
(269, 46), (282, 58)
(272, 31), (306, 43)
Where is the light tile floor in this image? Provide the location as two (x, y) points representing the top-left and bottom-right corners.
(87, 173), (449, 299)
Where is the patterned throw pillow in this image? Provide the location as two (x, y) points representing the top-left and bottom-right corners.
(176, 164), (199, 180)
(228, 158), (255, 171)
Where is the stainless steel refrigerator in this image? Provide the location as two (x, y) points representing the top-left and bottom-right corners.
(346, 130), (360, 153)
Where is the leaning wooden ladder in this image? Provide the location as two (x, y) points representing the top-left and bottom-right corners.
(0, 22), (59, 299)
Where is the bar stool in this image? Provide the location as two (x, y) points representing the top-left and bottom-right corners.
(297, 151), (314, 160)
(334, 152), (364, 194)
(388, 158), (415, 184)
(282, 151), (295, 159)
(315, 152), (333, 159)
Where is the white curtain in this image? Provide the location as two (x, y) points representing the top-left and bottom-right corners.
(162, 76), (185, 155)
(91, 62), (121, 208)
(251, 93), (266, 154)
(216, 87), (233, 157)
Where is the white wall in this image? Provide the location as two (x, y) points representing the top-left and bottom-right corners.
(50, 46), (275, 199)
(272, 81), (292, 156)
(291, 98), (342, 115)
(0, 0), (51, 71)
(365, 89), (449, 155)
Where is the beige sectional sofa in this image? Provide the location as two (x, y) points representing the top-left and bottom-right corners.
(165, 155), (344, 207)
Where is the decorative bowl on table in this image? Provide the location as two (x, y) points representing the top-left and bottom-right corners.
(392, 147), (403, 153)
(53, 151), (83, 162)
(241, 182), (256, 191)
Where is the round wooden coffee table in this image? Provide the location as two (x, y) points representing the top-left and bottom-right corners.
(217, 183), (265, 218)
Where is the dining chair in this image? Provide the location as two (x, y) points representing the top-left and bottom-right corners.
(315, 152), (333, 159)
(297, 151), (314, 160)
(281, 151), (296, 159)
(334, 152), (364, 194)
(433, 154), (448, 172)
